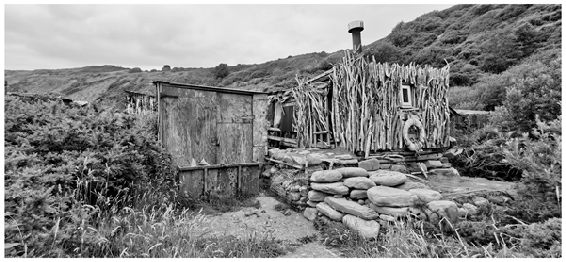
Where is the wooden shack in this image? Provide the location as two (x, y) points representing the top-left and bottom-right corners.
(154, 81), (269, 165)
(268, 51), (451, 158)
(154, 81), (269, 199)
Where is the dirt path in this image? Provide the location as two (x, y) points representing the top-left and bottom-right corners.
(201, 196), (339, 257)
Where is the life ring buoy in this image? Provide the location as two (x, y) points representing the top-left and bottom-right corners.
(403, 117), (426, 151)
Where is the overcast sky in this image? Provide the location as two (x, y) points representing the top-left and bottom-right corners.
(5, 4), (453, 70)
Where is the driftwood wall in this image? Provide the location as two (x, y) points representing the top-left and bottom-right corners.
(126, 92), (157, 115)
(293, 51), (451, 153)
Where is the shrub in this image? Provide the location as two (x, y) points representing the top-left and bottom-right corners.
(162, 65), (171, 71)
(365, 42), (402, 64)
(128, 67), (142, 73)
(213, 63), (229, 79)
(486, 51), (561, 131)
(4, 95), (177, 257)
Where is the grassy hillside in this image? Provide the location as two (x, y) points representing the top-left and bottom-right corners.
(4, 4), (561, 112)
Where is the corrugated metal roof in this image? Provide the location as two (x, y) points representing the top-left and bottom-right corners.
(153, 81), (267, 95)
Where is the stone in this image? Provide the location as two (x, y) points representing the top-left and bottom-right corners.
(289, 192), (301, 201)
(283, 209), (292, 216)
(350, 190), (368, 199)
(299, 196), (307, 202)
(343, 177), (376, 190)
(303, 208), (317, 221)
(369, 205), (409, 217)
(358, 158), (381, 171)
(487, 195), (506, 205)
(336, 154), (354, 160)
(316, 202), (344, 221)
(324, 197), (379, 220)
(261, 169), (272, 178)
(341, 214), (380, 239)
(299, 186), (309, 197)
(307, 190), (329, 202)
(369, 170), (407, 186)
(380, 164), (391, 169)
(307, 200), (317, 207)
(306, 153), (324, 165)
(311, 182), (349, 195)
(395, 181), (430, 191)
(429, 167), (460, 177)
(390, 164), (407, 173)
(425, 160), (443, 168)
(472, 196), (489, 206)
(458, 208), (468, 217)
(291, 155), (308, 166)
(367, 186), (418, 207)
(463, 203), (478, 214)
(427, 200), (459, 222)
(290, 184), (301, 192)
(310, 170), (342, 182)
(357, 199), (365, 205)
(335, 167), (369, 178)
(409, 188), (442, 203)
(334, 159), (359, 165)
(379, 214), (396, 222)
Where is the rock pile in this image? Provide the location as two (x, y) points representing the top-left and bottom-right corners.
(303, 162), (459, 239)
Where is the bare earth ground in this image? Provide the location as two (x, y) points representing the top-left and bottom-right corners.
(199, 196), (339, 257)
(193, 175), (517, 258)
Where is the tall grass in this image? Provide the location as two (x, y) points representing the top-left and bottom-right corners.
(314, 213), (559, 258)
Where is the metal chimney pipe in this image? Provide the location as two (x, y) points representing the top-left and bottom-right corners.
(348, 20), (364, 53)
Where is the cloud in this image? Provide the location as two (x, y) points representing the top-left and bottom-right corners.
(5, 4), (452, 70)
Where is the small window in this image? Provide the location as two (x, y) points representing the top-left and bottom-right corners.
(400, 84), (413, 108)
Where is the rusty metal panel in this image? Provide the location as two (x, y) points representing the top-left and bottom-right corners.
(215, 167), (239, 198)
(178, 169), (205, 200)
(240, 165), (260, 196)
(179, 163), (261, 199)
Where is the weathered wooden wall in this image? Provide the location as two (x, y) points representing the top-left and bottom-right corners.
(252, 94), (269, 162)
(156, 82), (267, 166)
(178, 163), (260, 199)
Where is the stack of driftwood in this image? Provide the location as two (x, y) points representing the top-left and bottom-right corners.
(292, 77), (330, 148)
(293, 51), (451, 154)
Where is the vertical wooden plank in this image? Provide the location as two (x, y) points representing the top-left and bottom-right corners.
(179, 169), (204, 199)
(240, 165), (259, 196)
(237, 165), (242, 195)
(203, 167), (208, 197)
(217, 93), (253, 164)
(205, 168), (218, 198)
(252, 94), (269, 162)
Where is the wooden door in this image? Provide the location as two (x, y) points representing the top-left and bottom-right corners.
(216, 93), (254, 164)
(161, 88), (218, 165)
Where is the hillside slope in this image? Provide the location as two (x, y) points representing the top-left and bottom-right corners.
(5, 4), (561, 110)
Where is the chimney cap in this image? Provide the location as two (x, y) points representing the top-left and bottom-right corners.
(348, 20), (364, 33)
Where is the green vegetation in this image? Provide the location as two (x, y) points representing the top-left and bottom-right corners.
(212, 63), (230, 79)
(4, 95), (289, 257)
(4, 4), (561, 257)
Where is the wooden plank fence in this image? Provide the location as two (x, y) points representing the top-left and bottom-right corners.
(178, 163), (261, 199)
